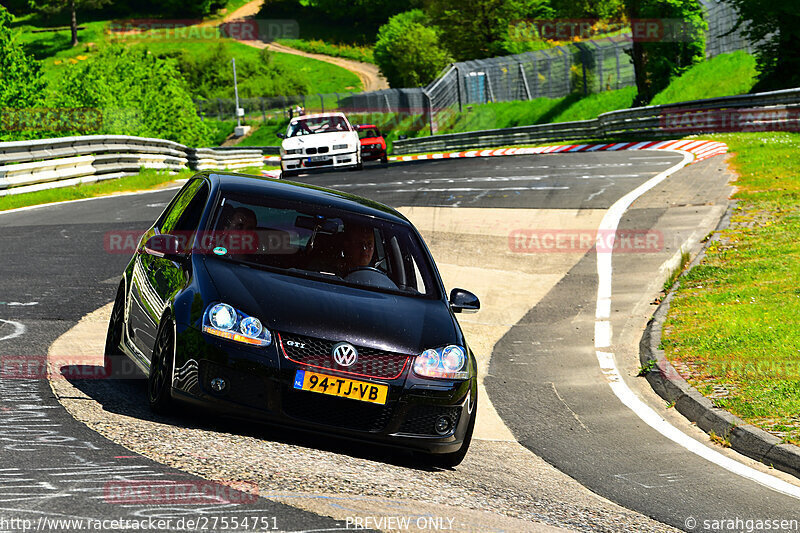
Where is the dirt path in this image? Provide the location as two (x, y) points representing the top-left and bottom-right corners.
(224, 0), (389, 91)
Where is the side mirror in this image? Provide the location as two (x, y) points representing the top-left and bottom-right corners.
(277, 132), (286, 139)
(449, 288), (480, 314)
(143, 234), (186, 262)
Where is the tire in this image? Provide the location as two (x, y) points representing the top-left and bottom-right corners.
(103, 282), (127, 380)
(426, 400), (476, 468)
(281, 170), (297, 179)
(381, 156), (388, 167)
(148, 320), (175, 414)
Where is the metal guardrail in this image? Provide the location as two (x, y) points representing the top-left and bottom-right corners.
(0, 135), (264, 197)
(392, 88), (800, 155)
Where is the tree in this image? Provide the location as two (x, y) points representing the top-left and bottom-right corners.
(374, 10), (452, 88)
(723, 0), (800, 90)
(626, 0), (706, 105)
(427, 0), (556, 61)
(28, 0), (112, 47)
(0, 5), (46, 118)
(50, 45), (211, 146)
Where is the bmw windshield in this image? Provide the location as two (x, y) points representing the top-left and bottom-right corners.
(200, 192), (440, 298)
(286, 116), (350, 137)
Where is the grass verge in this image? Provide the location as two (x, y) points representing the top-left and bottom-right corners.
(651, 51), (758, 106)
(276, 38), (374, 64)
(660, 131), (800, 445)
(0, 168), (193, 211)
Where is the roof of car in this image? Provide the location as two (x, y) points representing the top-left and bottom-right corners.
(291, 112), (348, 121)
(206, 172), (408, 224)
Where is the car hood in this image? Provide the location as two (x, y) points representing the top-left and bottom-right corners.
(202, 257), (458, 355)
(281, 131), (359, 150)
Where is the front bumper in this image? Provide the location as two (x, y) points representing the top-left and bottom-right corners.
(361, 148), (386, 162)
(172, 327), (476, 454)
(281, 150), (359, 172)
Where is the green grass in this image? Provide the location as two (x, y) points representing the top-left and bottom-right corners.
(14, 16), (362, 95)
(139, 38), (362, 94)
(276, 38), (374, 64)
(651, 51), (758, 105)
(0, 168), (194, 211)
(237, 120), (290, 146)
(661, 132), (800, 445)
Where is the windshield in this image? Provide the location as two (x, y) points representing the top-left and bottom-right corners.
(203, 193), (440, 298)
(286, 116), (350, 137)
(358, 128), (380, 139)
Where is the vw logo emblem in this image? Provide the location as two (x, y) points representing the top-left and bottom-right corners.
(332, 342), (358, 367)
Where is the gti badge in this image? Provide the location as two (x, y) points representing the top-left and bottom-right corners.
(286, 340), (306, 349)
(332, 342), (358, 367)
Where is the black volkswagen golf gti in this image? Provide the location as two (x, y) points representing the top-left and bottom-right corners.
(105, 171), (480, 466)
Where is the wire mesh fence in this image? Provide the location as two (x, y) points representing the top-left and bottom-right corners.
(200, 16), (752, 137)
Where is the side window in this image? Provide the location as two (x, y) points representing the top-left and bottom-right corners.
(159, 179), (207, 235)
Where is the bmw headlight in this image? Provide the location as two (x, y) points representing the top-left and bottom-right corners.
(284, 148), (303, 155)
(412, 345), (468, 380)
(203, 303), (272, 346)
(333, 144), (348, 150)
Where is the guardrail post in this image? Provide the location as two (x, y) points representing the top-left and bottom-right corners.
(260, 97), (267, 123)
(318, 93), (324, 113)
(217, 99), (223, 121)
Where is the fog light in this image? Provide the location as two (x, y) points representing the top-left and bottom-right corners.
(434, 416), (452, 435)
(210, 377), (227, 393)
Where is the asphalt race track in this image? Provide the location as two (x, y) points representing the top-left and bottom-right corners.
(1, 152), (799, 532)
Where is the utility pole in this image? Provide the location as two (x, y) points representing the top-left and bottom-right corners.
(232, 57), (241, 128)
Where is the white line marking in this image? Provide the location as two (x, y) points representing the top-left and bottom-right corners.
(594, 321), (612, 348)
(593, 150), (800, 499)
(0, 319), (25, 342)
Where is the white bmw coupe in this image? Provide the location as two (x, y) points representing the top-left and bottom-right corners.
(279, 112), (362, 178)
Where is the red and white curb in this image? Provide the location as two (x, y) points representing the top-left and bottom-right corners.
(387, 140), (728, 164)
(261, 140), (728, 178)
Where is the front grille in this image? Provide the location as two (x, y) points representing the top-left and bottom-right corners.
(398, 404), (462, 436)
(283, 388), (393, 432)
(306, 147), (317, 155)
(317, 146), (329, 153)
(199, 361), (267, 409)
(278, 333), (410, 379)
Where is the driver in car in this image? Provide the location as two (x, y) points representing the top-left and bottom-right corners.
(339, 223), (375, 274)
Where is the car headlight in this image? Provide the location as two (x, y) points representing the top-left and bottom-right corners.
(371, 144), (382, 149)
(412, 345), (468, 380)
(284, 148), (303, 155)
(203, 303), (272, 346)
(333, 144), (348, 150)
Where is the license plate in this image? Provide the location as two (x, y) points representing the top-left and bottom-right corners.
(293, 370), (388, 404)
(308, 155), (330, 162)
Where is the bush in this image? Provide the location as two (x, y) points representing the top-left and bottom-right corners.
(155, 42), (310, 100)
(0, 5), (48, 140)
(50, 45), (211, 146)
(374, 10), (452, 88)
